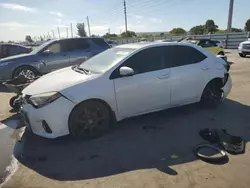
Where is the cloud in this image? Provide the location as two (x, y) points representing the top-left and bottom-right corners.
(0, 22), (40, 28)
(0, 3), (37, 13)
(129, 14), (144, 20)
(149, 18), (163, 23)
(49, 11), (64, 18)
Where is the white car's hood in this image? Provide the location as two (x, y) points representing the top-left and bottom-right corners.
(22, 67), (97, 95)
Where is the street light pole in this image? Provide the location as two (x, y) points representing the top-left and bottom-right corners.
(227, 0), (234, 33)
(124, 0), (128, 33)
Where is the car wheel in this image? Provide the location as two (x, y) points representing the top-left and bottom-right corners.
(200, 81), (223, 108)
(69, 100), (111, 139)
(239, 53), (246, 57)
(13, 66), (38, 79)
(218, 51), (225, 56)
(9, 95), (19, 109)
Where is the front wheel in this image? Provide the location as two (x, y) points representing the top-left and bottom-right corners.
(69, 100), (111, 139)
(200, 82), (223, 108)
(239, 53), (246, 58)
(13, 66), (38, 79)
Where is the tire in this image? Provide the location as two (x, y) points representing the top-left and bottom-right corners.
(218, 51), (225, 56)
(69, 100), (111, 139)
(13, 66), (39, 79)
(9, 95), (19, 108)
(239, 53), (246, 58)
(200, 81), (223, 108)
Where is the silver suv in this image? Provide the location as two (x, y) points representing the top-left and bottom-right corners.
(0, 37), (110, 81)
(238, 38), (250, 57)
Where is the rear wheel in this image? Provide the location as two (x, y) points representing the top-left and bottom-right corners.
(218, 51), (225, 56)
(239, 53), (246, 58)
(13, 66), (38, 79)
(69, 100), (111, 139)
(200, 81), (223, 108)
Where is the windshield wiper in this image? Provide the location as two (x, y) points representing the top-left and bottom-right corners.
(73, 65), (91, 75)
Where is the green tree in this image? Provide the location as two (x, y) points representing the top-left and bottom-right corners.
(245, 19), (250, 31)
(231, 28), (243, 32)
(160, 32), (165, 37)
(25, 35), (33, 43)
(204, 20), (218, 34)
(102, 33), (118, 38)
(189, 25), (205, 35)
(76, 23), (87, 37)
(168, 28), (186, 36)
(121, 31), (136, 38)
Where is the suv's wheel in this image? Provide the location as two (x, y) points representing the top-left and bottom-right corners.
(69, 100), (111, 139)
(239, 53), (246, 58)
(200, 81), (223, 108)
(13, 66), (38, 79)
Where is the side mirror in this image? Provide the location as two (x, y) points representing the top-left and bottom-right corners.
(42, 49), (52, 55)
(120, 66), (134, 77)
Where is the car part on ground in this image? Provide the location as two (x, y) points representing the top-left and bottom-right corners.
(199, 128), (245, 154)
(194, 144), (228, 163)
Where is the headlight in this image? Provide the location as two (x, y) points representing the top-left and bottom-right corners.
(29, 92), (61, 108)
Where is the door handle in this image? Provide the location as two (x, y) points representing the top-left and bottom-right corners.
(158, 74), (169, 79)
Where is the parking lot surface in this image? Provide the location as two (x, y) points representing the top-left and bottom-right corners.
(1, 50), (250, 188)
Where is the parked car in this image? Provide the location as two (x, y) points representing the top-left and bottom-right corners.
(180, 38), (225, 55)
(0, 43), (32, 59)
(106, 40), (118, 47)
(211, 40), (225, 48)
(238, 39), (250, 57)
(21, 42), (232, 139)
(0, 37), (110, 81)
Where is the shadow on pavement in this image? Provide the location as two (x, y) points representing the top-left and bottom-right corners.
(0, 84), (12, 93)
(14, 99), (250, 181)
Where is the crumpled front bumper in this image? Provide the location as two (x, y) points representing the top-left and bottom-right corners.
(20, 96), (75, 138)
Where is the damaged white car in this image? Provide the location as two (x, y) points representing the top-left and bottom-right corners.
(21, 42), (232, 139)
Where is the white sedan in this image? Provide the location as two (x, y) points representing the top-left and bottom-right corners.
(21, 42), (232, 139)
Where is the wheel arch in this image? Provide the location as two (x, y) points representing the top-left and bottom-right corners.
(199, 77), (224, 100)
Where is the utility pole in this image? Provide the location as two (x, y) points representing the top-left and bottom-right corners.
(47, 32), (51, 39)
(52, 30), (55, 38)
(87, 16), (91, 36)
(66, 27), (69, 38)
(57, 27), (61, 39)
(227, 0), (234, 33)
(70, 23), (73, 38)
(124, 0), (128, 33)
(108, 28), (110, 34)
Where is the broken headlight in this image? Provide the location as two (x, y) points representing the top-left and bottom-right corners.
(29, 92), (61, 108)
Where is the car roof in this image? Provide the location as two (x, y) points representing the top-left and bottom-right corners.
(0, 43), (29, 48)
(115, 41), (197, 50)
(52, 37), (105, 42)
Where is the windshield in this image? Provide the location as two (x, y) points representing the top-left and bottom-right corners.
(30, 40), (55, 54)
(78, 47), (136, 73)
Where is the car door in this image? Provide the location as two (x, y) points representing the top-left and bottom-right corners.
(111, 46), (171, 118)
(39, 40), (71, 71)
(169, 44), (208, 107)
(68, 38), (93, 66)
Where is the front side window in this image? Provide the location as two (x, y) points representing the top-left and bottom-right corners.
(123, 47), (164, 74)
(45, 42), (61, 54)
(199, 40), (216, 48)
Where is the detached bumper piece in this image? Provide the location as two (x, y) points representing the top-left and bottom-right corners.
(194, 128), (245, 163)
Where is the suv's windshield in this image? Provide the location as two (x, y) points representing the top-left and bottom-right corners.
(30, 40), (55, 54)
(78, 47), (135, 73)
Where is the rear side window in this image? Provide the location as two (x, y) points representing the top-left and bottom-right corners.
(175, 45), (207, 66)
(91, 38), (110, 49)
(64, 39), (90, 52)
(199, 40), (217, 48)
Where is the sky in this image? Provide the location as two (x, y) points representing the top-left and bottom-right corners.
(0, 0), (249, 41)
